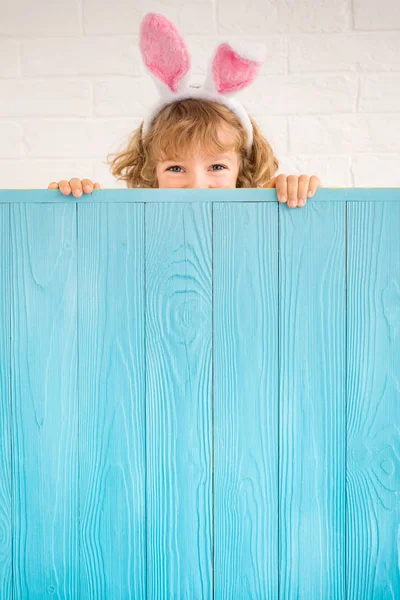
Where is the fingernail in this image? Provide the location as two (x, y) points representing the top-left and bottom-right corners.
(308, 190), (313, 197)
(298, 199), (305, 206)
(83, 185), (91, 193)
(62, 187), (69, 194)
(74, 189), (81, 196)
(280, 196), (287, 203)
(289, 201), (296, 207)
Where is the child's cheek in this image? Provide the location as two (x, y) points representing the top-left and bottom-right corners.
(212, 173), (238, 188)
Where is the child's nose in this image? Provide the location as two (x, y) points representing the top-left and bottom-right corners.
(187, 176), (209, 189)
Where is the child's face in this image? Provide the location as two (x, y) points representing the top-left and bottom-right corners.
(155, 129), (240, 188)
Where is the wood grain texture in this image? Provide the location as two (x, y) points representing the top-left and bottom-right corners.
(0, 189), (399, 598)
(347, 200), (400, 598)
(145, 202), (213, 598)
(10, 201), (79, 597)
(213, 201), (279, 598)
(279, 201), (346, 599)
(78, 203), (146, 598)
(2, 188), (400, 204)
(0, 204), (11, 598)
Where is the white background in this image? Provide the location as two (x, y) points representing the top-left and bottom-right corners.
(1, 0), (399, 189)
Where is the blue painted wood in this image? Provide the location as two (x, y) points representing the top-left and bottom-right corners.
(279, 202), (346, 599)
(213, 201), (279, 597)
(0, 204), (11, 598)
(10, 202), (79, 597)
(145, 202), (212, 598)
(347, 201), (400, 597)
(78, 203), (146, 598)
(1, 188), (400, 204)
(0, 188), (398, 599)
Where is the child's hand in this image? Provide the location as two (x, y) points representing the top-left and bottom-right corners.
(48, 178), (101, 197)
(265, 174), (322, 208)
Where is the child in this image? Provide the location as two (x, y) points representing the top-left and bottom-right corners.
(48, 12), (321, 209)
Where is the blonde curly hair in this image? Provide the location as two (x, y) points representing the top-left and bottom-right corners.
(106, 97), (279, 188)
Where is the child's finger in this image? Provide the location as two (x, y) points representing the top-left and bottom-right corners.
(81, 178), (94, 194)
(58, 180), (71, 195)
(297, 175), (310, 206)
(48, 182), (59, 189)
(308, 175), (322, 196)
(287, 175), (299, 207)
(93, 182), (101, 189)
(275, 174), (288, 203)
(69, 178), (83, 197)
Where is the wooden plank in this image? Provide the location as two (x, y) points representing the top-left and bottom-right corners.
(279, 201), (346, 598)
(145, 202), (213, 597)
(347, 200), (400, 597)
(3, 189), (399, 595)
(2, 188), (400, 204)
(214, 202), (279, 597)
(78, 203), (146, 598)
(11, 201), (79, 597)
(0, 203), (12, 598)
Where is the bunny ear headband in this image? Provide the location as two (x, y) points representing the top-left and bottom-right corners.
(139, 12), (268, 156)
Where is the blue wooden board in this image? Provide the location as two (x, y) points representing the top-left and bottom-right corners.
(0, 203), (11, 597)
(213, 201), (279, 598)
(10, 202), (79, 596)
(0, 188), (399, 599)
(146, 202), (212, 598)
(279, 201), (346, 599)
(78, 203), (146, 598)
(347, 201), (400, 597)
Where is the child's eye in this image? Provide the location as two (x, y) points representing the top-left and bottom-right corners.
(167, 166), (183, 173)
(166, 164), (226, 173)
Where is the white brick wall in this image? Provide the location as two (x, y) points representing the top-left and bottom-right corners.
(0, 0), (399, 189)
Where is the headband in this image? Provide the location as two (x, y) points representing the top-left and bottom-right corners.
(139, 12), (268, 157)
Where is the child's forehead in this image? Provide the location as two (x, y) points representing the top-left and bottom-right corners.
(158, 148), (238, 162)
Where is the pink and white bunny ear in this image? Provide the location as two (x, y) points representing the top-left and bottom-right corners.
(202, 41), (268, 96)
(139, 13), (191, 96)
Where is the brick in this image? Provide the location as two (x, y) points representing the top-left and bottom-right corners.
(277, 155), (351, 187)
(289, 33), (400, 73)
(238, 75), (357, 115)
(0, 40), (20, 77)
(83, 1), (215, 35)
(22, 118), (143, 158)
(352, 155), (400, 186)
(289, 115), (400, 153)
(359, 75), (400, 112)
(217, 0), (349, 33)
(0, 160), (93, 189)
(0, 122), (22, 157)
(254, 116), (288, 157)
(0, 0), (80, 36)
(0, 80), (91, 117)
(354, 0), (400, 29)
(93, 77), (158, 117)
(21, 37), (143, 77)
